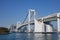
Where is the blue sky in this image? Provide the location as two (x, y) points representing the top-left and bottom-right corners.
(0, 0), (60, 27)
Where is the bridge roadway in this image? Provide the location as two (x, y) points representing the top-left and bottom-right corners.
(18, 13), (60, 29)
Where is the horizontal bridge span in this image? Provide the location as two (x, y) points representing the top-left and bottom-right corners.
(38, 13), (60, 22)
(18, 20), (34, 29)
(18, 13), (60, 29)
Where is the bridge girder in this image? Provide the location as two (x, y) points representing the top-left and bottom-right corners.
(18, 13), (60, 32)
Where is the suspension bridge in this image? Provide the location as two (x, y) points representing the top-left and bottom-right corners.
(10, 9), (60, 33)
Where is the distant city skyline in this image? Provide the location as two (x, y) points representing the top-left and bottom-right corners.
(0, 0), (60, 27)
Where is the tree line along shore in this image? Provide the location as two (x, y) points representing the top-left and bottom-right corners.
(0, 27), (9, 34)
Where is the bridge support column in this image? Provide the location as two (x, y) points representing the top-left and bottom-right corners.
(28, 9), (30, 32)
(44, 22), (53, 33)
(34, 19), (44, 33)
(28, 9), (36, 32)
(16, 21), (21, 32)
(57, 14), (60, 33)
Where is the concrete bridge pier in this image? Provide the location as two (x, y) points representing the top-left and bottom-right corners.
(44, 21), (54, 33)
(57, 13), (60, 33)
(34, 18), (45, 33)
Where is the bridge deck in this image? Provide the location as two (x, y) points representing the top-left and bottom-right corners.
(18, 13), (60, 29)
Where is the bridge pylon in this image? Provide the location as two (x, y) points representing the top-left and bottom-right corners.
(28, 9), (36, 32)
(16, 21), (21, 32)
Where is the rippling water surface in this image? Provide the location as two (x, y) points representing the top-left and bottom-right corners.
(0, 33), (60, 40)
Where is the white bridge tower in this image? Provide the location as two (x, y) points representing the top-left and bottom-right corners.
(28, 9), (44, 32)
(28, 9), (36, 32)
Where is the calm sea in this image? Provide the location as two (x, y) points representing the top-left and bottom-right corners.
(0, 33), (60, 40)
